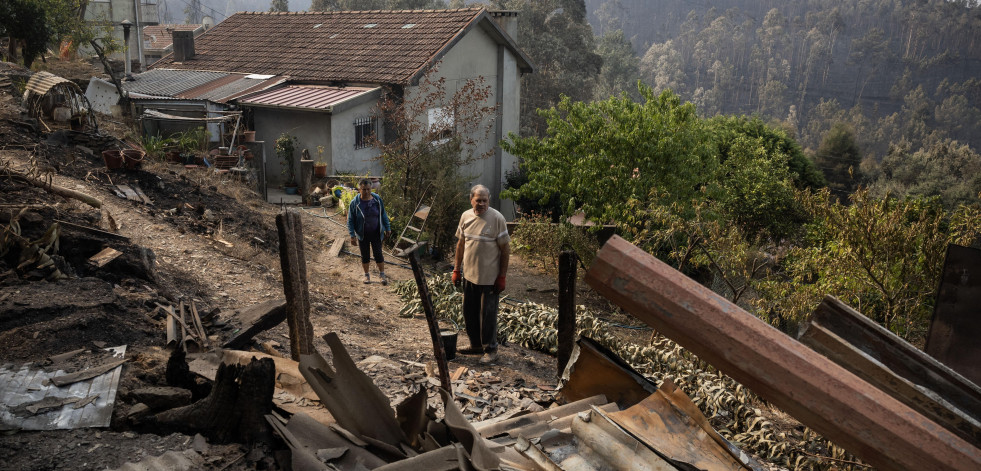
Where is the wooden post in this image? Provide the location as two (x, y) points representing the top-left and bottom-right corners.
(276, 208), (315, 360)
(407, 246), (451, 392)
(557, 250), (577, 378)
(300, 149), (313, 203)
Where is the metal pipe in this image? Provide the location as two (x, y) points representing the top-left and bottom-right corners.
(584, 235), (981, 471)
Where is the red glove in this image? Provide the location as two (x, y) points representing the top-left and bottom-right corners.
(452, 269), (462, 286)
(495, 276), (506, 293)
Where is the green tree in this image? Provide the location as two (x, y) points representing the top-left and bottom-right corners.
(868, 138), (981, 210)
(309, 0), (338, 11)
(0, 0), (50, 68)
(502, 84), (718, 241)
(814, 122), (862, 196)
(755, 188), (981, 344)
(493, 0), (601, 137)
(592, 29), (640, 102)
(269, 0), (289, 12)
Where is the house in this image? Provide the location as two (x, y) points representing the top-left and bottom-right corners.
(150, 8), (533, 213)
(142, 24), (206, 67)
(83, 0), (160, 70)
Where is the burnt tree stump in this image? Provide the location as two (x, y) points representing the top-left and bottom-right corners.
(153, 357), (276, 444)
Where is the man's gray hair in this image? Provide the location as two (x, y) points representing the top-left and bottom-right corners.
(470, 184), (490, 198)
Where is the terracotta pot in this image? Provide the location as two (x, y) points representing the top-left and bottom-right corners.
(122, 149), (145, 169)
(102, 150), (124, 170)
(314, 163), (327, 178)
(242, 131), (256, 142)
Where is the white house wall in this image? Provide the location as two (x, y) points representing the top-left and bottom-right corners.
(406, 23), (523, 217)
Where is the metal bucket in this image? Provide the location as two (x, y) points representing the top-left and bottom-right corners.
(440, 329), (458, 360)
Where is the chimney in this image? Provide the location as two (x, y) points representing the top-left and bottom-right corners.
(172, 30), (195, 62)
(489, 10), (519, 42)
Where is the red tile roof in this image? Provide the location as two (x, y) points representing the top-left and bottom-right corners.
(143, 24), (203, 51)
(149, 9), (530, 85)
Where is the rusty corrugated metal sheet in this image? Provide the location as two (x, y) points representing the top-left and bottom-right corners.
(585, 235), (981, 471)
(237, 85), (379, 111)
(23, 71), (80, 97)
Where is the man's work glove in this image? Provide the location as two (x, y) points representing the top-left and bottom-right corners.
(452, 269), (462, 287)
(495, 275), (506, 293)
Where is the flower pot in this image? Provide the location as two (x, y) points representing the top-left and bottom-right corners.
(102, 150), (124, 170)
(122, 149), (145, 169)
(284, 185), (298, 195)
(313, 163), (327, 178)
(242, 131), (256, 142)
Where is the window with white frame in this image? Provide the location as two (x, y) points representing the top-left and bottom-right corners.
(427, 106), (454, 145)
(354, 117), (376, 149)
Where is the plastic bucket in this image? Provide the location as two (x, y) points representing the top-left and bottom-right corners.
(440, 329), (458, 360)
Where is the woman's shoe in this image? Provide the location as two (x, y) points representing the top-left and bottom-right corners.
(379, 272), (388, 286)
(363, 273), (370, 284)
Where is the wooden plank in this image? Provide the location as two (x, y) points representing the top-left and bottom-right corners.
(54, 219), (128, 241)
(800, 298), (981, 447)
(222, 299), (287, 350)
(328, 236), (345, 258)
(88, 247), (122, 268)
(585, 235), (981, 471)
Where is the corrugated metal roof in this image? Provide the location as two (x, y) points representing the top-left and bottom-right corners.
(238, 85), (379, 110)
(24, 71), (80, 97)
(178, 75), (286, 103)
(120, 69), (231, 98)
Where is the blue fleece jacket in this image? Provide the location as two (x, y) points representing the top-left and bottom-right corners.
(347, 192), (391, 240)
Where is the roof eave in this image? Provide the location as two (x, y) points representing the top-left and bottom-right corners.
(405, 9), (534, 87)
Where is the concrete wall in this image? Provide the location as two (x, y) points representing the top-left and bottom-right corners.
(255, 104), (383, 187)
(407, 24), (523, 218)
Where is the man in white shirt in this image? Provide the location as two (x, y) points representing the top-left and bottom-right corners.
(453, 184), (510, 364)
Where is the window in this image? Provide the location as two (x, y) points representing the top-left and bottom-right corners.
(354, 117), (376, 149)
(427, 106), (454, 145)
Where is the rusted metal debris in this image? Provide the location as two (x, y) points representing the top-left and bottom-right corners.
(609, 379), (762, 470)
(585, 235), (981, 471)
(800, 296), (981, 447)
(559, 336), (658, 409)
(926, 244), (981, 386)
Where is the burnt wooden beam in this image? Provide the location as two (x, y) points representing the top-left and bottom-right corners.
(557, 250), (577, 378)
(800, 297), (981, 447)
(406, 246), (451, 392)
(585, 235), (981, 471)
(276, 208), (315, 360)
(222, 299), (287, 350)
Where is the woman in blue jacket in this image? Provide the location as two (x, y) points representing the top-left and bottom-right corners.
(347, 178), (392, 284)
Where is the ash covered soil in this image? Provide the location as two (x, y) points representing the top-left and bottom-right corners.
(0, 62), (605, 471)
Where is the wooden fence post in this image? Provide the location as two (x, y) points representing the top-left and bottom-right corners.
(557, 250), (577, 378)
(276, 208), (315, 360)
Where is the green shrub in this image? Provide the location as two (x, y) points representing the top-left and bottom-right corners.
(511, 212), (600, 275)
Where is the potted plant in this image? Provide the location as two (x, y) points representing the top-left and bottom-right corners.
(314, 145), (328, 178)
(276, 133), (298, 194)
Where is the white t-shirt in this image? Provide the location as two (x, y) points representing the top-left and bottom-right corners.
(456, 207), (510, 285)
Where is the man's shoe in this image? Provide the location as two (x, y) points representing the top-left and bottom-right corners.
(479, 351), (498, 364)
(458, 346), (483, 355)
